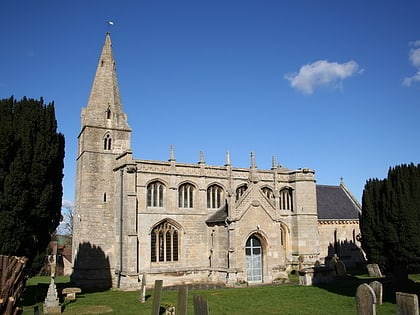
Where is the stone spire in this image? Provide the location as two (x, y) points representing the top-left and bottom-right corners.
(82, 32), (129, 130)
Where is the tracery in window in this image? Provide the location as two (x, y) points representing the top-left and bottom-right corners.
(207, 184), (224, 209)
(178, 183), (194, 208)
(151, 221), (179, 263)
(262, 187), (274, 199)
(103, 133), (112, 150)
(279, 188), (293, 210)
(147, 181), (164, 207)
(236, 184), (248, 201)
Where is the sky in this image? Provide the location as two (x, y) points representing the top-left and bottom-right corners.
(1, 0), (420, 206)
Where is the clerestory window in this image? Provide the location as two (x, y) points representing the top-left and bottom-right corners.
(279, 188), (293, 211)
(236, 184), (248, 201)
(147, 181), (164, 207)
(207, 184), (224, 209)
(178, 183), (194, 208)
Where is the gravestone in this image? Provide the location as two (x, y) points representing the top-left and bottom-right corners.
(396, 292), (419, 315)
(335, 260), (346, 276)
(140, 273), (147, 303)
(367, 264), (383, 278)
(151, 280), (163, 315)
(369, 281), (383, 305)
(193, 295), (209, 315)
(356, 283), (376, 315)
(177, 285), (188, 315)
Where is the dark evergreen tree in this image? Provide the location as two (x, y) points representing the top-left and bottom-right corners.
(361, 163), (420, 274)
(0, 96), (65, 274)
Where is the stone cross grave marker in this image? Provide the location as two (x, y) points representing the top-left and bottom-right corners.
(356, 283), (377, 315)
(369, 281), (383, 305)
(396, 292), (419, 315)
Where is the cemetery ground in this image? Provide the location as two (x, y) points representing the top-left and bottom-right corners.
(22, 273), (420, 314)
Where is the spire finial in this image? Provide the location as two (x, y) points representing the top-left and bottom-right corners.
(169, 144), (175, 162)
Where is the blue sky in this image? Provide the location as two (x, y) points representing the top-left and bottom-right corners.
(1, 1), (420, 206)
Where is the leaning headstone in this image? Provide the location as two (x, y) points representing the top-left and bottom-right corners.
(335, 260), (347, 276)
(43, 277), (61, 314)
(396, 292), (419, 315)
(355, 283), (376, 315)
(151, 280), (163, 315)
(369, 281), (383, 305)
(367, 264), (383, 278)
(177, 285), (188, 315)
(193, 295), (209, 315)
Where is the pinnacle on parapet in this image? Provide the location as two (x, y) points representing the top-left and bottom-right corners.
(225, 150), (231, 166)
(169, 144), (176, 162)
(250, 151), (257, 169)
(199, 151), (205, 164)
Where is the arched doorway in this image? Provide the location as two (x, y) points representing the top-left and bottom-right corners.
(245, 236), (263, 283)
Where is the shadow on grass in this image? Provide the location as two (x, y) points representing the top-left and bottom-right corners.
(314, 275), (420, 304)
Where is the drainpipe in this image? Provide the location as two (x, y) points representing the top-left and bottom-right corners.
(225, 218), (230, 280)
(117, 169), (124, 288)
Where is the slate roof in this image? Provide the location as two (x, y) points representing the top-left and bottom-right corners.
(206, 204), (228, 224)
(316, 184), (361, 220)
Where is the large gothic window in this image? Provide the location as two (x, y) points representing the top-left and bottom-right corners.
(178, 183), (194, 208)
(236, 184), (248, 201)
(147, 181), (164, 207)
(207, 184), (223, 209)
(151, 221), (179, 262)
(279, 188), (293, 210)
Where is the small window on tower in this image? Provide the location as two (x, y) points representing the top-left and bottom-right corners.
(103, 192), (107, 202)
(104, 134), (112, 150)
(106, 108), (111, 119)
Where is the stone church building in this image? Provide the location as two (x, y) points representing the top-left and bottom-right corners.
(72, 33), (363, 290)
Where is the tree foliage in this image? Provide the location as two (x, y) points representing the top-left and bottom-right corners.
(361, 163), (420, 273)
(0, 96), (65, 274)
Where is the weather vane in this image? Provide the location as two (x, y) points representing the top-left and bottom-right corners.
(107, 20), (114, 32)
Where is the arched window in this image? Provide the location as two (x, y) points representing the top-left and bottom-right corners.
(178, 183), (194, 208)
(262, 187), (274, 199)
(236, 184), (248, 201)
(207, 184), (223, 209)
(151, 221), (179, 262)
(279, 187), (293, 210)
(147, 181), (164, 207)
(103, 134), (112, 150)
(106, 107), (111, 119)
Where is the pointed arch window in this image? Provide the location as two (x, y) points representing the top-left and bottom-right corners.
(147, 181), (164, 207)
(207, 184), (224, 209)
(151, 221), (179, 263)
(236, 184), (248, 201)
(262, 187), (274, 199)
(103, 133), (112, 150)
(106, 107), (111, 119)
(178, 183), (194, 208)
(279, 188), (293, 211)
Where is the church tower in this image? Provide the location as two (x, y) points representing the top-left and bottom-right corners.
(72, 32), (131, 289)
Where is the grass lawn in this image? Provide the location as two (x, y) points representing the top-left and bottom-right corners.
(21, 274), (419, 314)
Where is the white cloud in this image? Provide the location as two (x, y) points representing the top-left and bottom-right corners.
(403, 40), (420, 87)
(285, 60), (363, 95)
